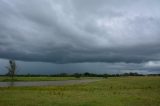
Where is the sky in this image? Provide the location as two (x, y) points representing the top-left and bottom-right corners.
(0, 0), (160, 74)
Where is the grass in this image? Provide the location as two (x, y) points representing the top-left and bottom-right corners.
(0, 76), (97, 82)
(0, 76), (160, 106)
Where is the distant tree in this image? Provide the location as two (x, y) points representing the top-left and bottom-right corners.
(103, 74), (109, 78)
(6, 60), (17, 80)
(84, 72), (90, 77)
(59, 73), (68, 77)
(74, 73), (81, 78)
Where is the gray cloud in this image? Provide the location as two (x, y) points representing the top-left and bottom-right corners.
(0, 58), (159, 75)
(0, 0), (160, 66)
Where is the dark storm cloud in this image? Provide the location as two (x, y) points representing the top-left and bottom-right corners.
(0, 58), (159, 75)
(0, 0), (160, 64)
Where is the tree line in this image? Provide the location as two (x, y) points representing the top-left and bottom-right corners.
(1, 60), (160, 79)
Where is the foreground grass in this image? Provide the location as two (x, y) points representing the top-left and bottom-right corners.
(0, 76), (96, 82)
(0, 76), (160, 106)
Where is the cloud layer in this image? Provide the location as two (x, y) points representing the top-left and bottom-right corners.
(0, 59), (159, 75)
(0, 0), (160, 64)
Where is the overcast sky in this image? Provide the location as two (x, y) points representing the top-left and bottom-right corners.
(0, 0), (160, 74)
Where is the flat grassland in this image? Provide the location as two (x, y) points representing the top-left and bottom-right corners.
(0, 76), (159, 106)
(0, 76), (95, 82)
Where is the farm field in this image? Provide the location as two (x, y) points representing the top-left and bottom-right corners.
(0, 76), (160, 106)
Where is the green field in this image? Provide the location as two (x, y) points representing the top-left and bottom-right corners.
(0, 76), (96, 82)
(0, 76), (160, 106)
